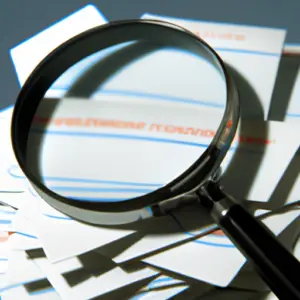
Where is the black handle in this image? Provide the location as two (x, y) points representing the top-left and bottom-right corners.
(211, 196), (300, 300)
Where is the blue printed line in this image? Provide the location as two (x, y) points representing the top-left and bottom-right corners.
(8, 166), (163, 187)
(0, 210), (16, 215)
(49, 186), (154, 193)
(97, 89), (223, 107)
(171, 212), (235, 248)
(30, 129), (263, 156)
(0, 283), (21, 294)
(148, 277), (176, 288)
(93, 89), (225, 108)
(15, 231), (37, 239)
(287, 113), (300, 118)
(65, 196), (134, 202)
(185, 231), (235, 248)
(43, 213), (72, 220)
(0, 220), (12, 225)
(31, 129), (210, 148)
(46, 179), (161, 188)
(214, 47), (280, 57)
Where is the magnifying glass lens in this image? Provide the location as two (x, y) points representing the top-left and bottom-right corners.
(27, 41), (226, 203)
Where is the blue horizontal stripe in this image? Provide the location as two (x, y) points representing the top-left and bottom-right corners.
(15, 231), (37, 239)
(148, 277), (176, 288)
(193, 239), (235, 248)
(43, 213), (72, 220)
(287, 113), (300, 118)
(95, 89), (224, 107)
(7, 166), (163, 187)
(185, 231), (235, 248)
(30, 129), (263, 155)
(50, 186), (154, 193)
(0, 210), (16, 215)
(0, 219), (12, 225)
(0, 258), (8, 261)
(45, 178), (162, 187)
(66, 196), (132, 202)
(215, 47), (280, 57)
(31, 129), (210, 148)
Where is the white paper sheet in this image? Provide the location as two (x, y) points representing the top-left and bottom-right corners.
(3, 9), (298, 294)
(0, 118), (26, 192)
(0, 106), (13, 120)
(0, 253), (8, 275)
(2, 250), (44, 289)
(2, 286), (61, 300)
(0, 207), (15, 232)
(220, 120), (300, 202)
(0, 231), (9, 277)
(141, 13), (286, 120)
(10, 210), (41, 250)
(281, 44), (300, 127)
(29, 97), (299, 202)
(29, 250), (158, 300)
(143, 208), (300, 287)
(22, 192), (135, 263)
(0, 236), (59, 298)
(24, 97), (299, 265)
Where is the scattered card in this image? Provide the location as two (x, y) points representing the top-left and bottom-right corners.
(141, 13), (286, 119)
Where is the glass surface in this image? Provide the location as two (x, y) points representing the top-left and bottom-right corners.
(27, 41), (227, 203)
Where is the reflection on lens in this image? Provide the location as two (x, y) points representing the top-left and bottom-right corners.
(27, 41), (226, 203)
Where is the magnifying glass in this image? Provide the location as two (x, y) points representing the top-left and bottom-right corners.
(11, 19), (300, 299)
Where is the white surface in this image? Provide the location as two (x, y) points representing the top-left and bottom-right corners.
(22, 97), (299, 266)
(283, 47), (300, 126)
(2, 8), (299, 298)
(142, 13), (286, 119)
(143, 209), (300, 287)
(30, 251), (158, 300)
(20, 193), (134, 263)
(0, 119), (25, 192)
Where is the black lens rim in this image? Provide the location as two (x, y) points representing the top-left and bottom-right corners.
(11, 19), (240, 213)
